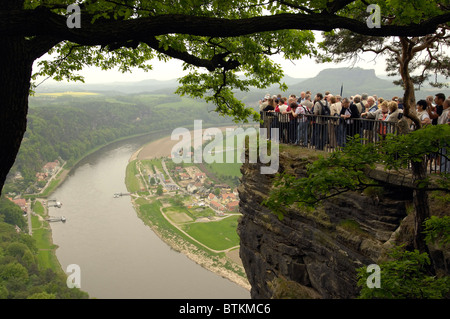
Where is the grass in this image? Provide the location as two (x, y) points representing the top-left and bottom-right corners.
(182, 215), (241, 251)
(187, 206), (216, 219)
(141, 159), (165, 177)
(198, 129), (260, 187)
(32, 225), (60, 271)
(136, 199), (208, 251)
(203, 161), (242, 178)
(29, 199), (62, 272)
(164, 206), (193, 223)
(125, 160), (142, 193)
(33, 200), (45, 214)
(31, 214), (41, 229)
(339, 219), (367, 236)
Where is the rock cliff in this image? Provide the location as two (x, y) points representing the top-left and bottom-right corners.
(237, 146), (422, 299)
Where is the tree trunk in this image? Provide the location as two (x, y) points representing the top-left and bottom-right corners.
(411, 161), (431, 251)
(0, 36), (33, 196)
(398, 38), (435, 274)
(399, 37), (419, 128)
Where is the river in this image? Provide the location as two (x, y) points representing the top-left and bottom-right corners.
(49, 134), (250, 299)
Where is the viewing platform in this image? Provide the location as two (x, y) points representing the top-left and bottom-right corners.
(260, 111), (449, 174)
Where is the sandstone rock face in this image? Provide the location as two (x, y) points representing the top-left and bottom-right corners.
(237, 148), (410, 299)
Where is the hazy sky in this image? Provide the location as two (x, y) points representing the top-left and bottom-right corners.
(34, 32), (389, 85)
(35, 52), (388, 85)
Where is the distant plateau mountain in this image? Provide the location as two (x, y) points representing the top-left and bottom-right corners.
(36, 67), (447, 102)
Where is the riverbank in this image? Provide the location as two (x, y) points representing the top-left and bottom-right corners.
(24, 129), (176, 294)
(130, 196), (250, 291)
(33, 129), (176, 199)
(127, 130), (251, 292)
(26, 125), (250, 295)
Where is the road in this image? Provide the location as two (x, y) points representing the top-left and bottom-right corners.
(161, 158), (188, 194)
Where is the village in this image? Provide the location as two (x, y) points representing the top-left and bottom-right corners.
(175, 164), (239, 216)
(144, 158), (240, 217)
(7, 159), (63, 212)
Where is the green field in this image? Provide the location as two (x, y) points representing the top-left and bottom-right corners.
(164, 206), (194, 223)
(182, 215), (241, 251)
(125, 160), (143, 193)
(203, 161), (242, 178)
(187, 206), (216, 219)
(141, 159), (165, 177)
(31, 220), (61, 270)
(35, 91), (100, 97)
(32, 200), (45, 214)
(199, 128), (258, 187)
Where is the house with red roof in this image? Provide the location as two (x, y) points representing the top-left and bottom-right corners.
(10, 198), (27, 211)
(210, 200), (226, 212)
(221, 193), (236, 203)
(43, 160), (60, 175)
(226, 201), (239, 212)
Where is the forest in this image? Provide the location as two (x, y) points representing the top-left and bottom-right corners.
(0, 197), (89, 299)
(4, 92), (237, 194)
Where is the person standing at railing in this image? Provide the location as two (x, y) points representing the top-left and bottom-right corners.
(340, 97), (360, 145)
(361, 96), (379, 143)
(361, 100), (389, 141)
(352, 95), (365, 137)
(302, 94), (314, 147)
(437, 99), (450, 173)
(328, 95), (341, 148)
(414, 99), (438, 171)
(386, 101), (402, 135)
(277, 97), (290, 143)
(263, 98), (277, 140)
(292, 99), (311, 146)
(387, 101), (402, 122)
(297, 91), (306, 104)
(285, 102), (299, 144)
(259, 94), (270, 128)
(437, 99), (449, 125)
(416, 100), (432, 127)
(312, 93), (329, 150)
(352, 95), (365, 114)
(427, 93), (446, 126)
(361, 100), (388, 120)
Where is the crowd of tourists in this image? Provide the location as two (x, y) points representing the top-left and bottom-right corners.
(259, 91), (450, 172)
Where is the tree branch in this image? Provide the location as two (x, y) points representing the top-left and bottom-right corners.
(325, 0), (357, 14)
(277, 1), (317, 14)
(141, 36), (240, 72)
(26, 36), (62, 60)
(1, 8), (449, 45)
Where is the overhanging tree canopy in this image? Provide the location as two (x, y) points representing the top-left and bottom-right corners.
(1, 0), (449, 196)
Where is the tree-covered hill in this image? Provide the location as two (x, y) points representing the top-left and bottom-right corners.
(5, 93), (237, 194)
(0, 197), (89, 299)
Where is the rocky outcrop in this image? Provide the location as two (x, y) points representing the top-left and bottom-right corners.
(237, 147), (412, 299)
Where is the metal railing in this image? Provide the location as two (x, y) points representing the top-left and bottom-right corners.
(261, 111), (449, 174)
